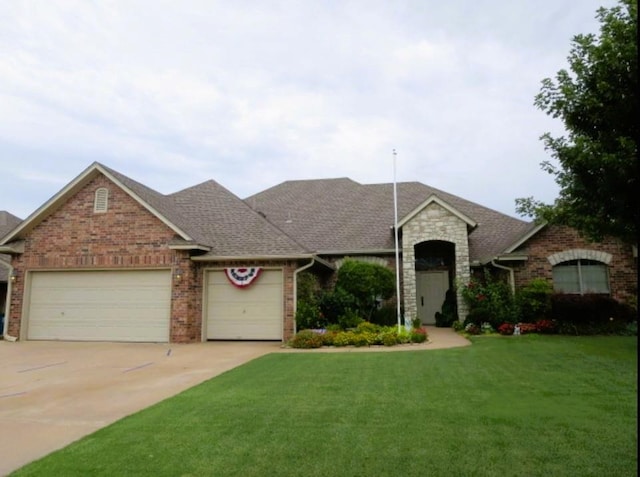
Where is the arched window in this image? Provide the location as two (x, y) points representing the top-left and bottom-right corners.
(552, 259), (610, 294)
(94, 187), (109, 213)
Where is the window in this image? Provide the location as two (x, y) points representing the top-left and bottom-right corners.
(552, 259), (610, 294)
(94, 187), (109, 213)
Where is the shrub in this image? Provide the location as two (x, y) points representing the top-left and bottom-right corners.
(297, 271), (322, 303)
(435, 289), (458, 327)
(465, 323), (481, 335)
(481, 322), (494, 334)
(335, 259), (395, 320)
(516, 278), (553, 323)
(535, 319), (556, 334)
(498, 323), (514, 335)
(319, 287), (358, 325)
(380, 331), (399, 346)
(289, 330), (324, 349)
(332, 331), (355, 347)
(370, 302), (399, 326)
(295, 300), (325, 330)
(461, 271), (515, 328)
(338, 309), (364, 329)
(517, 323), (537, 334)
(356, 321), (380, 334)
(321, 330), (338, 346)
(410, 327), (428, 343)
(551, 294), (636, 334)
(351, 333), (372, 347)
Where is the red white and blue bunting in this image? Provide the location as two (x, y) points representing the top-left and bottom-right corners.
(224, 267), (262, 288)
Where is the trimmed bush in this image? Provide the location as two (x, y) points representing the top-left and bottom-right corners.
(551, 294), (636, 335)
(335, 259), (395, 320)
(289, 330), (324, 349)
(535, 319), (556, 334)
(498, 323), (514, 335)
(516, 278), (553, 323)
(410, 327), (428, 343)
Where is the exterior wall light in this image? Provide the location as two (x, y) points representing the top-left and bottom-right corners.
(174, 268), (183, 281)
(10, 269), (18, 282)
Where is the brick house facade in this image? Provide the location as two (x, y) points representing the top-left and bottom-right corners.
(2, 163), (636, 343)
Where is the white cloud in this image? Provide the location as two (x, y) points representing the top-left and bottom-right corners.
(0, 0), (619, 219)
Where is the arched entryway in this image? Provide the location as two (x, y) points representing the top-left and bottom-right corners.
(414, 241), (456, 325)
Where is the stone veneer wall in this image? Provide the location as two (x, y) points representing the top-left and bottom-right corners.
(401, 203), (471, 324)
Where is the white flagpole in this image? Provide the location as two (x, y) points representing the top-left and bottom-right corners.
(393, 149), (402, 332)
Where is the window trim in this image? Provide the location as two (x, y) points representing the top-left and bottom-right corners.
(552, 259), (610, 295)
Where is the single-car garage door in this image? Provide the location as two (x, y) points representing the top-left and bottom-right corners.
(206, 269), (283, 340)
(27, 270), (171, 342)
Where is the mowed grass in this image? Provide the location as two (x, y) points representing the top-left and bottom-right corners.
(13, 335), (637, 477)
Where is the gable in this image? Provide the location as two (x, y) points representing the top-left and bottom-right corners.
(22, 175), (178, 262)
(1, 163), (192, 247)
(397, 194), (477, 229)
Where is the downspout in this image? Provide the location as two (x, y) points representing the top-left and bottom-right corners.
(491, 259), (515, 295)
(293, 259), (315, 334)
(2, 263), (14, 340)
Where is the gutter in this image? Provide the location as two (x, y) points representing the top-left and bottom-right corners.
(292, 258), (316, 335)
(491, 259), (515, 295)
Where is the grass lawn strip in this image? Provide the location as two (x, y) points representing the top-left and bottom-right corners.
(12, 335), (637, 477)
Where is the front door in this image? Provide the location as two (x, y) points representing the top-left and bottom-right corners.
(416, 271), (449, 325)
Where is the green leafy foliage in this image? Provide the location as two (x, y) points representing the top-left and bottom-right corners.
(318, 287), (358, 325)
(515, 278), (553, 323)
(551, 293), (636, 334)
(461, 271), (516, 328)
(335, 259), (395, 320)
(289, 330), (324, 349)
(517, 0), (638, 243)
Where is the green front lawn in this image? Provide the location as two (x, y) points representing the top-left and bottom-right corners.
(14, 335), (638, 477)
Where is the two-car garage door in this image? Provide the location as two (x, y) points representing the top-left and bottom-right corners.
(26, 270), (171, 342)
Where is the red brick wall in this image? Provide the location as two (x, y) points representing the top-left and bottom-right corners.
(6, 174), (202, 342)
(511, 225), (637, 304)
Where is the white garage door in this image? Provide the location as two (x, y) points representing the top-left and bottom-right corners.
(206, 269), (283, 340)
(27, 270), (171, 342)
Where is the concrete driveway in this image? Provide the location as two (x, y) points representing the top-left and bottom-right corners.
(0, 340), (279, 476)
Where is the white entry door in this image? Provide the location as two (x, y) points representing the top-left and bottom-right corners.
(416, 271), (449, 325)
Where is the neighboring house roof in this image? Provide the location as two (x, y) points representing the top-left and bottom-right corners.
(0, 211), (22, 281)
(245, 178), (532, 263)
(0, 163), (309, 259)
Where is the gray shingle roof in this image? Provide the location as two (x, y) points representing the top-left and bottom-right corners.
(102, 165), (308, 256)
(245, 178), (532, 262)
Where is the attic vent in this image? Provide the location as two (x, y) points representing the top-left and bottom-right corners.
(94, 187), (109, 213)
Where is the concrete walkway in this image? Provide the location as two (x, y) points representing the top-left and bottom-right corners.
(0, 327), (469, 475)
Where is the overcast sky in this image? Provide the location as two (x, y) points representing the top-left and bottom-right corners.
(0, 0), (617, 220)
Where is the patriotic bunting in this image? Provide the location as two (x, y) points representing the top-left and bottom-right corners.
(224, 267), (262, 288)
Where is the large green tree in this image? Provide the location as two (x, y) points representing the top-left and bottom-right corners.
(516, 0), (638, 244)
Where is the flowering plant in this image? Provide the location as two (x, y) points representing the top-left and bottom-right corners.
(535, 319), (556, 334)
(498, 323), (515, 335)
